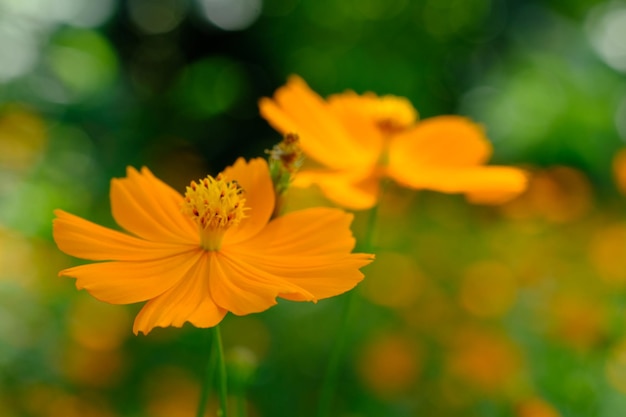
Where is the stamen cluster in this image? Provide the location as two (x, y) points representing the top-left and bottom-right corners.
(183, 174), (248, 231)
(372, 96), (417, 134)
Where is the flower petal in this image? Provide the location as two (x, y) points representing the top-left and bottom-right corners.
(259, 75), (376, 171)
(60, 249), (202, 305)
(388, 115), (492, 172)
(229, 207), (374, 300)
(327, 91), (417, 137)
(53, 209), (196, 261)
(209, 251), (316, 316)
(387, 115), (528, 199)
(293, 169), (380, 210)
(133, 252), (227, 335)
(390, 165), (528, 200)
(111, 167), (197, 244)
(221, 158), (275, 245)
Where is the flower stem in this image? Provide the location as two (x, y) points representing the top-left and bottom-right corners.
(316, 289), (356, 417)
(316, 203), (380, 417)
(214, 324), (229, 417)
(196, 331), (217, 417)
(196, 325), (229, 417)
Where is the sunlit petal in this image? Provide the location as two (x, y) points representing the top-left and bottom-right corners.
(259, 75), (374, 171)
(387, 115), (527, 200)
(53, 209), (196, 261)
(209, 251), (315, 316)
(328, 91), (417, 135)
(390, 166), (528, 199)
(111, 166), (197, 244)
(133, 253), (227, 334)
(232, 208), (374, 299)
(293, 169), (380, 210)
(60, 249), (202, 305)
(388, 115), (492, 171)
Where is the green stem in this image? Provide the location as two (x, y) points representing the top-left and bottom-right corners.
(316, 289), (356, 417)
(197, 331), (217, 417)
(214, 325), (229, 417)
(316, 203), (380, 417)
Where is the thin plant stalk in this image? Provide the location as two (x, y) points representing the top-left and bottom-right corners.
(214, 325), (229, 417)
(197, 331), (217, 417)
(196, 325), (229, 417)
(316, 203), (380, 417)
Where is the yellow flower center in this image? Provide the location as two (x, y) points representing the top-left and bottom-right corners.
(370, 95), (418, 134)
(182, 174), (248, 251)
(329, 92), (418, 135)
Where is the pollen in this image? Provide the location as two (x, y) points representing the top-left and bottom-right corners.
(182, 174), (248, 250)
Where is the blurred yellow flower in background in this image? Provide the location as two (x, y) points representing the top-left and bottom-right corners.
(259, 76), (528, 209)
(53, 157), (373, 335)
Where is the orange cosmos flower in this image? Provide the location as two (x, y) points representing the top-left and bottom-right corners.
(53, 157), (374, 335)
(259, 76), (528, 210)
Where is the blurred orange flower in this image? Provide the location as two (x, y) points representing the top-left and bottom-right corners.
(53, 158), (373, 334)
(259, 76), (528, 209)
(613, 147), (626, 195)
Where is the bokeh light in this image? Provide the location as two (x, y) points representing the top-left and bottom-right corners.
(47, 28), (119, 101)
(196, 0), (262, 31)
(356, 332), (421, 398)
(586, 2), (626, 73)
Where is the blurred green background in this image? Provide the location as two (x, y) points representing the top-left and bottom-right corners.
(3, 0), (626, 416)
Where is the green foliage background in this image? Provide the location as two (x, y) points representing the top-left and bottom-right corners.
(2, 0), (626, 416)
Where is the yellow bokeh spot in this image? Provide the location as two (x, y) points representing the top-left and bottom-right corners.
(546, 293), (607, 351)
(61, 343), (124, 388)
(516, 397), (561, 417)
(68, 296), (132, 351)
(588, 222), (626, 285)
(459, 260), (518, 318)
(0, 227), (37, 288)
(501, 166), (592, 223)
(142, 366), (213, 417)
(356, 333), (421, 398)
(446, 328), (523, 394)
(606, 338), (626, 394)
(360, 251), (422, 308)
(0, 106), (47, 171)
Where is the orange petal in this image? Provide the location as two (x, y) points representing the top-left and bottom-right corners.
(464, 172), (530, 204)
(259, 75), (376, 171)
(293, 169), (380, 210)
(53, 210), (196, 261)
(231, 207), (374, 300)
(391, 165), (528, 199)
(387, 115), (528, 199)
(110, 167), (197, 244)
(60, 249), (202, 305)
(209, 251), (315, 316)
(328, 91), (417, 135)
(133, 252), (227, 335)
(325, 92), (387, 163)
(387, 116), (492, 173)
(221, 158), (275, 245)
